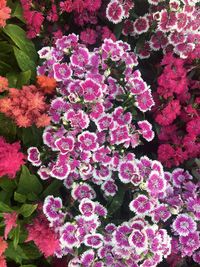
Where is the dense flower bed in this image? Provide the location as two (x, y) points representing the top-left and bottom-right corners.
(0, 0), (199, 266)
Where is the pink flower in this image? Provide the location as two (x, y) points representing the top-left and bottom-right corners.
(81, 249), (95, 266)
(134, 16), (149, 34)
(43, 195), (63, 221)
(172, 214), (197, 236)
(71, 47), (89, 68)
(146, 171), (166, 197)
(53, 63), (72, 81)
(79, 198), (95, 218)
(101, 179), (117, 197)
(64, 109), (90, 130)
(135, 89), (154, 112)
(106, 0), (125, 24)
(55, 136), (75, 154)
(138, 120), (155, 142)
(129, 78), (148, 95)
(118, 161), (139, 184)
(129, 195), (152, 215)
(128, 229), (148, 253)
(3, 212), (18, 240)
(0, 137), (25, 178)
(78, 131), (98, 151)
(81, 79), (102, 102)
(179, 232), (200, 257)
(26, 214), (60, 257)
(60, 223), (79, 249)
(71, 183), (96, 201)
(84, 233), (103, 248)
(80, 28), (97, 45)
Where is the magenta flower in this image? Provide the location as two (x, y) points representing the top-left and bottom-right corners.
(118, 161), (139, 184)
(106, 0), (125, 24)
(130, 78), (148, 95)
(101, 179), (118, 197)
(134, 16), (150, 34)
(71, 183), (96, 201)
(179, 232), (200, 257)
(114, 224), (131, 247)
(129, 229), (148, 253)
(95, 114), (113, 131)
(84, 233), (103, 248)
(81, 79), (102, 102)
(60, 223), (79, 249)
(146, 171), (166, 197)
(79, 198), (95, 219)
(81, 249), (95, 266)
(93, 146), (111, 164)
(138, 120), (155, 142)
(53, 63), (72, 81)
(152, 204), (171, 223)
(43, 195), (63, 221)
(71, 47), (90, 68)
(50, 162), (70, 180)
(110, 125), (130, 145)
(64, 109), (90, 130)
(135, 89), (155, 112)
(187, 198), (200, 220)
(172, 168), (192, 188)
(172, 214), (197, 236)
(27, 147), (41, 166)
(129, 195), (152, 215)
(78, 131), (98, 152)
(55, 136), (75, 154)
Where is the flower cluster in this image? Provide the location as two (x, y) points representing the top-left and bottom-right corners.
(43, 193), (171, 266)
(106, 0), (200, 59)
(152, 53), (200, 168)
(28, 34), (155, 196)
(0, 137), (25, 178)
(0, 84), (51, 128)
(0, 0), (11, 28)
(20, 0), (115, 45)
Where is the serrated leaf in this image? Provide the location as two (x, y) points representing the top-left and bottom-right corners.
(14, 192), (26, 203)
(17, 166), (43, 196)
(19, 204), (38, 217)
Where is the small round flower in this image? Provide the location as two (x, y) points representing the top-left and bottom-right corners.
(84, 233), (104, 248)
(135, 89), (154, 112)
(146, 171), (166, 197)
(53, 63), (72, 81)
(94, 203), (107, 217)
(79, 198), (95, 219)
(172, 168), (192, 188)
(101, 179), (118, 197)
(172, 214), (197, 236)
(134, 16), (149, 34)
(72, 183), (96, 201)
(78, 131), (98, 152)
(81, 79), (102, 102)
(81, 249), (95, 266)
(118, 161), (139, 184)
(50, 163), (71, 180)
(43, 195), (63, 221)
(27, 147), (41, 166)
(179, 232), (200, 257)
(129, 78), (148, 95)
(152, 204), (171, 223)
(55, 136), (75, 154)
(106, 0), (125, 24)
(193, 250), (200, 264)
(129, 195), (152, 215)
(60, 223), (79, 249)
(138, 120), (155, 142)
(128, 229), (148, 253)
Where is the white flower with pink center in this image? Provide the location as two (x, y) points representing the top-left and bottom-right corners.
(78, 131), (98, 152)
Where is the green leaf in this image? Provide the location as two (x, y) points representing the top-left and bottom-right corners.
(17, 166), (43, 196)
(19, 204), (38, 217)
(41, 180), (62, 198)
(0, 113), (16, 140)
(17, 126), (43, 147)
(21, 243), (41, 260)
(107, 185), (125, 215)
(0, 177), (16, 192)
(12, 1), (26, 23)
(14, 192), (26, 203)
(6, 71), (19, 87)
(3, 24), (38, 62)
(0, 201), (13, 212)
(13, 47), (36, 78)
(16, 70), (32, 87)
(20, 265), (37, 267)
(13, 225), (20, 249)
(114, 22), (123, 39)
(5, 243), (29, 264)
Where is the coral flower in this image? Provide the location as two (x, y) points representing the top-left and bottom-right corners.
(0, 0), (11, 27)
(0, 76), (8, 92)
(37, 75), (57, 94)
